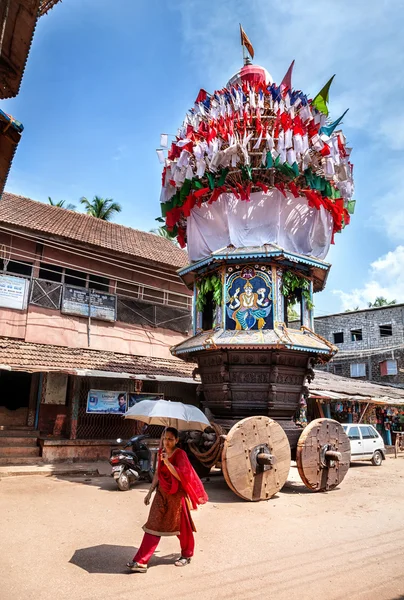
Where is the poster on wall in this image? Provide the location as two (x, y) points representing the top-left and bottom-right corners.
(86, 390), (127, 414)
(127, 393), (164, 410)
(62, 285), (117, 321)
(0, 274), (29, 310)
(225, 266), (273, 331)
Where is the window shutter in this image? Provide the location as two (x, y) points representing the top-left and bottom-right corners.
(380, 361), (388, 376)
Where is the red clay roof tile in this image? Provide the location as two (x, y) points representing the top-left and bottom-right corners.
(0, 337), (195, 378)
(0, 193), (188, 269)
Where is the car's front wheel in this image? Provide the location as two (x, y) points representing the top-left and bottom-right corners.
(371, 450), (383, 466)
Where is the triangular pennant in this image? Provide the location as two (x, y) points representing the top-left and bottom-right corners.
(280, 60), (295, 95)
(311, 75), (335, 116)
(240, 24), (254, 59)
(320, 109), (349, 137)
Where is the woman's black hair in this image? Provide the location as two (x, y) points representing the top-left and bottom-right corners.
(165, 426), (179, 438)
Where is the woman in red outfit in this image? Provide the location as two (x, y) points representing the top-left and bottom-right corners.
(127, 427), (208, 573)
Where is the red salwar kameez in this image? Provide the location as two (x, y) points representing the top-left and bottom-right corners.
(133, 448), (208, 565)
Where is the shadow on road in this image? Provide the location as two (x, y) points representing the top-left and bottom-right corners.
(69, 544), (180, 573)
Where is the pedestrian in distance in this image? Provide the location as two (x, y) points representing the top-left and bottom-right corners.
(127, 427), (208, 572)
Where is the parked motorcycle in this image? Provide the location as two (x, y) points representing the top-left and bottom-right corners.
(110, 434), (154, 491)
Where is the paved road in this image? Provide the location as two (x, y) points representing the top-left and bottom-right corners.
(1, 457), (404, 600)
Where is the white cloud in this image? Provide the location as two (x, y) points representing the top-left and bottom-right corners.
(333, 245), (404, 309)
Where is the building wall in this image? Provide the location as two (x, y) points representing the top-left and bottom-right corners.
(315, 305), (404, 352)
(0, 230), (191, 357)
(314, 304), (404, 385)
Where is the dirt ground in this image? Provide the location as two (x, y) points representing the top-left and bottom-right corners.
(1, 456), (404, 600)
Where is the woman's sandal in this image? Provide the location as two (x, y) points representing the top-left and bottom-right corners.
(126, 561), (147, 573)
(174, 556), (191, 567)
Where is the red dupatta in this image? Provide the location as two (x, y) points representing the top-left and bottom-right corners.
(158, 448), (208, 510)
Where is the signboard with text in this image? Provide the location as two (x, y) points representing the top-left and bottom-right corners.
(86, 390), (127, 414)
(0, 274), (29, 310)
(61, 285), (117, 321)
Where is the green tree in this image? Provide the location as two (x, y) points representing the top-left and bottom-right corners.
(345, 306), (359, 312)
(80, 196), (122, 221)
(368, 297), (396, 308)
(48, 197), (76, 210)
(287, 305), (299, 321)
(150, 227), (179, 246)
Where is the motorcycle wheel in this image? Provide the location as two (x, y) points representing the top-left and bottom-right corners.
(117, 471), (130, 491)
(146, 469), (154, 483)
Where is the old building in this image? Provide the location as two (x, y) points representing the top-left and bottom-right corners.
(0, 193), (195, 463)
(313, 304), (404, 386)
(0, 1), (62, 196)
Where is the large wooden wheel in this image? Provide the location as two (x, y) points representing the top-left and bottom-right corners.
(296, 418), (350, 492)
(222, 416), (291, 501)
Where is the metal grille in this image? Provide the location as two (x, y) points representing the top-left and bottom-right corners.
(117, 297), (191, 334)
(30, 278), (62, 309)
(76, 378), (139, 440)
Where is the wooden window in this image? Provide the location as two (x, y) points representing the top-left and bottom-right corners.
(64, 268), (87, 287)
(380, 360), (397, 376)
(1, 259), (33, 277)
(89, 274), (109, 292)
(333, 332), (344, 344)
(350, 363), (366, 377)
(351, 329), (363, 342)
(379, 324), (392, 337)
(333, 364), (343, 375)
(39, 262), (63, 282)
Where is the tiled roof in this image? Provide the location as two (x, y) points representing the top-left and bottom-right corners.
(0, 193), (188, 269)
(0, 338), (195, 380)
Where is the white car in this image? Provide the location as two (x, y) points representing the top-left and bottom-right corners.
(342, 424), (386, 466)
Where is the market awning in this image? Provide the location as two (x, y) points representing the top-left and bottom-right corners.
(310, 370), (404, 406)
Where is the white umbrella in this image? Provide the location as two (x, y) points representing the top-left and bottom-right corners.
(124, 399), (210, 432)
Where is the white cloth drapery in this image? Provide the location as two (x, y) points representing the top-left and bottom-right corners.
(186, 190), (333, 262)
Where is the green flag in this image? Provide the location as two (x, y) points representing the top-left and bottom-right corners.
(311, 75), (335, 116)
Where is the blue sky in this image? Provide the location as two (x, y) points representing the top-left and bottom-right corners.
(2, 0), (404, 316)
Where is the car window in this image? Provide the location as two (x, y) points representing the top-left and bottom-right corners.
(347, 426), (360, 440)
(360, 426), (373, 439)
(368, 426), (379, 439)
(342, 426), (348, 432)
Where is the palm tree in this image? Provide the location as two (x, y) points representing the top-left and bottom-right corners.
(48, 197), (76, 210)
(368, 297), (396, 308)
(150, 227), (180, 246)
(80, 196), (122, 221)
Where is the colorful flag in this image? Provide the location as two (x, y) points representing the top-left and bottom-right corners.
(240, 24), (254, 59)
(280, 60), (295, 95)
(311, 75), (335, 116)
(156, 149), (165, 164)
(320, 109), (349, 137)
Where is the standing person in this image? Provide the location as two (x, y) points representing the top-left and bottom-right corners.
(126, 427), (208, 572)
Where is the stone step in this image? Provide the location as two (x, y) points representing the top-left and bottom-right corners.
(0, 457), (44, 466)
(0, 437), (38, 446)
(0, 428), (39, 437)
(0, 462), (100, 477)
(0, 446), (40, 458)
